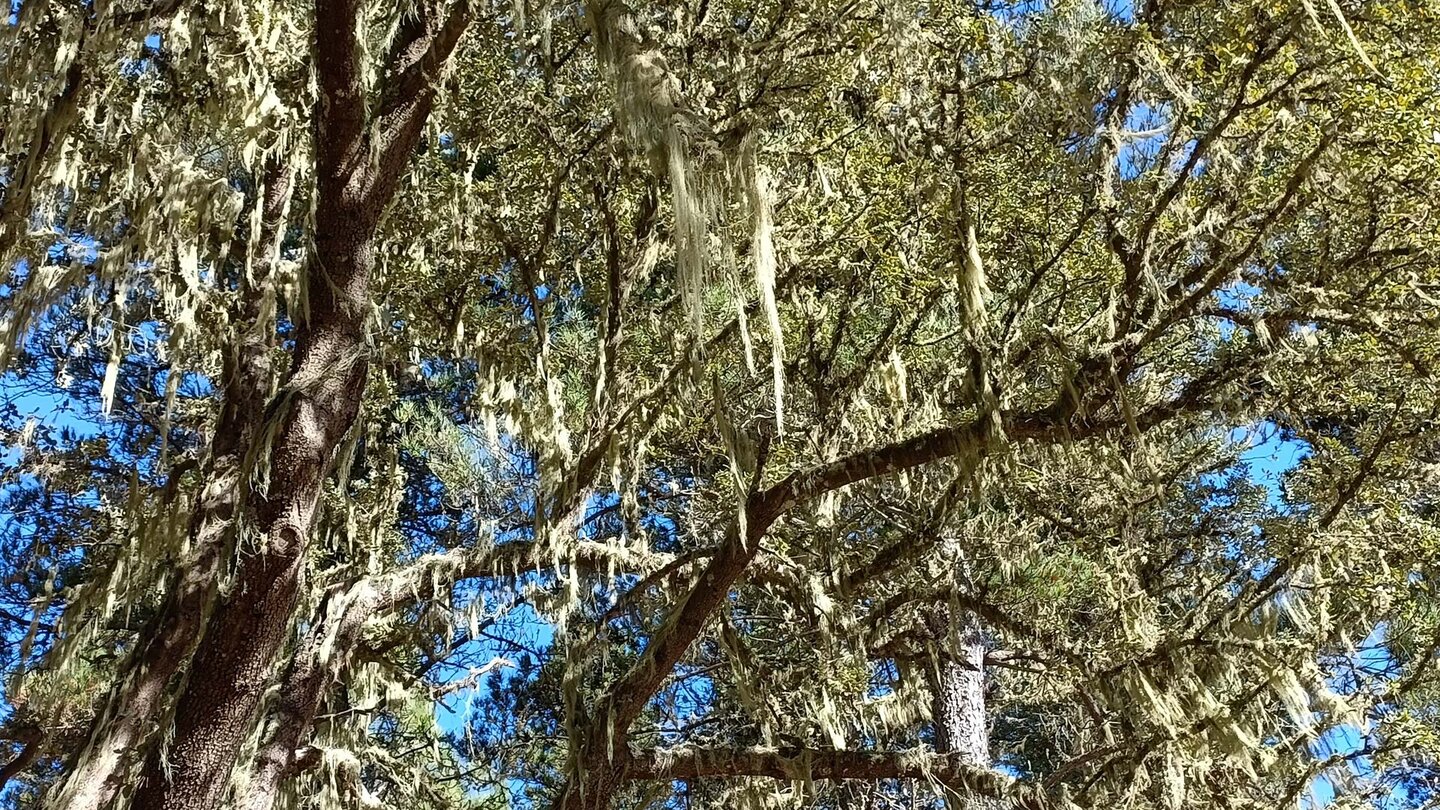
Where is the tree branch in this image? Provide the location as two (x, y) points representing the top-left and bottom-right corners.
(364, 539), (675, 614)
(314, 0), (370, 207)
(0, 726), (41, 788)
(367, 0), (477, 212)
(597, 355), (1257, 743)
(625, 746), (1049, 808)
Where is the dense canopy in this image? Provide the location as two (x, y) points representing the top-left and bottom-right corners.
(1, 0), (1439, 809)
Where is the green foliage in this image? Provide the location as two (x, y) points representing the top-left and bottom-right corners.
(2, 0), (1440, 808)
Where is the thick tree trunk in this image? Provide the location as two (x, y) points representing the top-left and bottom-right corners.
(130, 224), (374, 810)
(124, 0), (475, 803)
(49, 161), (292, 810)
(560, 765), (627, 810)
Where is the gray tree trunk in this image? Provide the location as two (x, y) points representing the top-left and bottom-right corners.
(929, 609), (990, 767)
(926, 608), (1002, 810)
(925, 533), (1000, 810)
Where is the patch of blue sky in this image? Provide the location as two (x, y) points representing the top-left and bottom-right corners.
(1116, 101), (1173, 180)
(433, 599), (555, 728)
(1228, 420), (1310, 509)
(436, 132), (462, 163)
(120, 33), (165, 78)
(1306, 634), (1407, 810)
(0, 371), (103, 440)
(1207, 278), (1316, 510)
(0, 370), (107, 743)
(657, 663), (717, 745)
(1304, 723), (1370, 809)
(1104, 0), (1136, 21)
(1067, 97), (1177, 169)
(985, 0), (1135, 28)
(1299, 579), (1412, 808)
(1169, 136), (1202, 177)
(428, 597), (552, 805)
(1161, 278), (1405, 810)
(1205, 275), (1263, 344)
(48, 233), (99, 267)
(1217, 279), (1263, 308)
(1198, 404), (1395, 810)
(868, 657), (899, 700)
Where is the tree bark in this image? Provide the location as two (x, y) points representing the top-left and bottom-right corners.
(49, 159), (293, 810)
(920, 532), (998, 810)
(926, 594), (999, 810)
(129, 211), (374, 810)
(126, 0), (474, 805)
(239, 580), (376, 810)
(929, 610), (990, 767)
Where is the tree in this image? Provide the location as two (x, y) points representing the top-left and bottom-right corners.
(0, 0), (1438, 809)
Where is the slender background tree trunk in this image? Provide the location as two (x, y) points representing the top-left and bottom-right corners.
(931, 610), (990, 766)
(928, 607), (999, 810)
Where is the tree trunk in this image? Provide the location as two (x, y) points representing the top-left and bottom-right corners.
(927, 608), (998, 810)
(130, 222), (375, 810)
(49, 160), (293, 810)
(559, 777), (617, 810)
(124, 0), (476, 801)
(240, 581), (377, 810)
(930, 610), (989, 766)
(559, 756), (627, 810)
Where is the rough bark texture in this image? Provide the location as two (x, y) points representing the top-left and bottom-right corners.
(927, 596), (1000, 810)
(240, 581), (377, 810)
(51, 159), (293, 810)
(125, 1), (472, 806)
(129, 207), (373, 810)
(930, 610), (990, 767)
